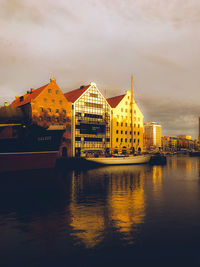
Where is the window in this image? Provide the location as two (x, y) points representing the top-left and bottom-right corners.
(121, 122), (123, 126)
(121, 130), (123, 134)
(121, 108), (123, 112)
(138, 139), (140, 144)
(138, 124), (140, 128)
(48, 89), (52, 93)
(138, 131), (140, 135)
(125, 109), (127, 112)
(116, 138), (118, 142)
(125, 101), (128, 105)
(39, 116), (43, 121)
(55, 90), (59, 94)
(121, 138), (123, 142)
(125, 123), (127, 127)
(125, 138), (127, 143)
(59, 100), (63, 105)
(134, 124), (136, 128)
(134, 139), (136, 143)
(56, 109), (59, 113)
(125, 131), (127, 134)
(129, 139), (131, 143)
(138, 118), (140, 121)
(116, 130), (118, 134)
(134, 110), (136, 114)
(63, 109), (66, 114)
(52, 99), (55, 103)
(40, 107), (43, 112)
(117, 122), (119, 126)
(134, 131), (136, 135)
(44, 98), (47, 102)
(117, 115), (119, 119)
(130, 131), (132, 135)
(90, 93), (98, 98)
(47, 108), (51, 112)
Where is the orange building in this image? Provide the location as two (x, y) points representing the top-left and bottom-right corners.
(10, 78), (72, 157)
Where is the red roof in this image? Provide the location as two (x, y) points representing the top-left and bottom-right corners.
(10, 84), (48, 107)
(107, 94), (125, 108)
(64, 85), (90, 103)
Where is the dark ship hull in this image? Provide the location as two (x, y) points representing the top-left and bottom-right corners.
(0, 124), (65, 172)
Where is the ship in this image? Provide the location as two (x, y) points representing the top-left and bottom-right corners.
(85, 154), (151, 165)
(0, 106), (65, 172)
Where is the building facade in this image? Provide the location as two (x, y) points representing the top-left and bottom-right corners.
(11, 78), (72, 157)
(64, 82), (111, 157)
(107, 90), (144, 154)
(144, 122), (161, 149)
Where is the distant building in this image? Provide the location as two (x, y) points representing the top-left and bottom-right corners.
(10, 78), (72, 157)
(144, 122), (161, 149)
(64, 82), (111, 157)
(177, 135), (192, 140)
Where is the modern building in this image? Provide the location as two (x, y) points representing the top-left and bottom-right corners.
(107, 90), (144, 154)
(64, 82), (111, 157)
(10, 78), (72, 157)
(144, 122), (161, 149)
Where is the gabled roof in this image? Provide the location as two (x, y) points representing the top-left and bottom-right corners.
(107, 94), (125, 108)
(64, 85), (90, 103)
(10, 84), (48, 107)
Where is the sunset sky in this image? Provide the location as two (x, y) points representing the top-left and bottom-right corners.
(0, 0), (200, 138)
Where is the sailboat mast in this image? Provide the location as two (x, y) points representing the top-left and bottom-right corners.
(131, 75), (134, 153)
(105, 88), (107, 154)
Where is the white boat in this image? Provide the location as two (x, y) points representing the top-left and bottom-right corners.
(86, 154), (151, 165)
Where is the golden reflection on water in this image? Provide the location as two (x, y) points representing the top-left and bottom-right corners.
(107, 166), (145, 242)
(69, 165), (150, 247)
(152, 165), (163, 196)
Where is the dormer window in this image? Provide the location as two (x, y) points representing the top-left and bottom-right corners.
(48, 89), (52, 93)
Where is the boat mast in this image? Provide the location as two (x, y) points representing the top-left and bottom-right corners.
(131, 75), (134, 153)
(105, 88), (107, 155)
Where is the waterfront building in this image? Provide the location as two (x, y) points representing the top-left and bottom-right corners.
(64, 82), (111, 157)
(107, 90), (144, 154)
(144, 122), (161, 149)
(10, 78), (72, 157)
(161, 136), (177, 151)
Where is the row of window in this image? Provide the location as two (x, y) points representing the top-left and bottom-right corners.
(48, 89), (59, 94)
(43, 98), (63, 104)
(116, 138), (140, 143)
(120, 107), (137, 113)
(116, 115), (140, 121)
(116, 130), (140, 135)
(39, 107), (66, 114)
(116, 122), (140, 127)
(38, 116), (66, 122)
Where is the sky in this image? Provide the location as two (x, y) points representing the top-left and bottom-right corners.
(0, 0), (200, 138)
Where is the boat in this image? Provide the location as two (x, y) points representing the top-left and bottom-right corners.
(189, 151), (200, 157)
(0, 107), (65, 172)
(149, 152), (167, 165)
(86, 154), (151, 165)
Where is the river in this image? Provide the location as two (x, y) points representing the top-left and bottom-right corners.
(1, 156), (200, 266)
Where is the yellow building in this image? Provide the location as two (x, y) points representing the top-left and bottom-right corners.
(11, 78), (72, 157)
(107, 90), (144, 154)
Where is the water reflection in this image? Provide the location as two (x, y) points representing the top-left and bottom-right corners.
(69, 165), (150, 246)
(2, 157), (200, 266)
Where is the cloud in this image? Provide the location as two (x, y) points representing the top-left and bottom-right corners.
(101, 0), (200, 26)
(138, 96), (199, 138)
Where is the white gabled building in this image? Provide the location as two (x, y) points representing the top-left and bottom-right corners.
(64, 82), (111, 157)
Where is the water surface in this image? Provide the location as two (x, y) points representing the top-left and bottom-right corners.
(1, 156), (200, 266)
